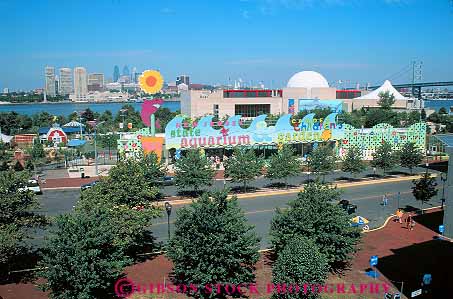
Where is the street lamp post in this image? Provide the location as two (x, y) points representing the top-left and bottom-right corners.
(94, 127), (98, 176)
(119, 109), (127, 138)
(441, 172), (447, 209)
(397, 191), (401, 210)
(74, 110), (84, 138)
(165, 202), (172, 241)
(425, 150), (430, 174)
(90, 120), (105, 176)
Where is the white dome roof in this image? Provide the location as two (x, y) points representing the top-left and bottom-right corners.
(287, 71), (329, 89)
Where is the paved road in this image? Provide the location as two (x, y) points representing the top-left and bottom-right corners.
(158, 166), (435, 197)
(34, 178), (444, 249)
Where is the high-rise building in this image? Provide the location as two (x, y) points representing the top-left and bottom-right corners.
(45, 66), (56, 97)
(2, 88), (9, 94)
(131, 66), (137, 83)
(88, 73), (104, 91)
(133, 73), (140, 84)
(122, 65), (130, 76)
(59, 68), (73, 95)
(55, 76), (59, 95)
(176, 75), (190, 86)
(74, 67), (88, 101)
(113, 65), (120, 82)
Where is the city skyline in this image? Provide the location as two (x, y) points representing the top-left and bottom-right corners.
(1, 0), (453, 90)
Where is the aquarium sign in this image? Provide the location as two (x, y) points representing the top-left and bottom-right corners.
(165, 113), (344, 149)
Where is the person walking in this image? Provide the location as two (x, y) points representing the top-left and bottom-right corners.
(382, 194), (388, 207)
(396, 209), (403, 224)
(410, 218), (416, 231)
(406, 214), (412, 230)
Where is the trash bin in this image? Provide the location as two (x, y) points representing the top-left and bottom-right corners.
(80, 167), (85, 178)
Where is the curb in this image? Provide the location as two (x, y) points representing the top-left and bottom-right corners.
(42, 187), (81, 191)
(364, 205), (443, 233)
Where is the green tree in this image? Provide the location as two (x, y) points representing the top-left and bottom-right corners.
(82, 108), (95, 121)
(0, 161), (9, 171)
(377, 91), (396, 110)
(32, 111), (54, 128)
(114, 105), (144, 132)
(412, 172), (438, 212)
(271, 236), (328, 299)
(439, 107), (448, 114)
(398, 142), (423, 174)
(174, 149), (215, 193)
(371, 141), (397, 175)
(427, 112), (440, 123)
(99, 110), (113, 123)
(270, 182), (361, 268)
(265, 145), (301, 188)
(25, 159), (34, 171)
(224, 147), (264, 192)
(420, 109), (426, 121)
(364, 109), (397, 127)
(308, 145), (336, 182)
(30, 139), (45, 161)
(40, 195), (160, 299)
(167, 191), (260, 298)
(13, 160), (24, 171)
(142, 152), (166, 185)
(0, 171), (46, 275)
(341, 146), (366, 178)
(84, 158), (160, 207)
(154, 107), (178, 133)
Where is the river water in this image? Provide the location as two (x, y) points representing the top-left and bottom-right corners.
(0, 99), (451, 115)
(0, 101), (180, 116)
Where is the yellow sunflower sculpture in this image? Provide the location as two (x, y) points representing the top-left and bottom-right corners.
(139, 70), (164, 94)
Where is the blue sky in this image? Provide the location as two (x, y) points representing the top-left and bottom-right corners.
(1, 0), (452, 90)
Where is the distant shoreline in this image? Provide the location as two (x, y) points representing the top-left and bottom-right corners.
(0, 99), (180, 105)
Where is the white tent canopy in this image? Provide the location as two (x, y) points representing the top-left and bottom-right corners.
(63, 121), (85, 127)
(355, 80), (407, 100)
(1, 133), (13, 143)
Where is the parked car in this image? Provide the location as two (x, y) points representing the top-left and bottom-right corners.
(338, 199), (357, 215)
(81, 180), (100, 191)
(18, 179), (42, 195)
(154, 176), (175, 186)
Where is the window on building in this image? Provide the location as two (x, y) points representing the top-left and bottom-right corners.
(234, 104), (271, 117)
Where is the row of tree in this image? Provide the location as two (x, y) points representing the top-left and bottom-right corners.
(1, 153), (361, 298)
(2, 149), (436, 298)
(172, 141), (425, 193)
(0, 104), (179, 136)
(0, 154), (166, 296)
(167, 182), (361, 298)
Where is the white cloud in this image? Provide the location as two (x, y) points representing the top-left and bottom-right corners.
(160, 7), (174, 14)
(241, 9), (251, 19)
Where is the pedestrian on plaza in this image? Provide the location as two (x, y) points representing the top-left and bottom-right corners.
(406, 214), (412, 230)
(395, 209), (403, 224)
(215, 156), (220, 169)
(410, 218), (416, 231)
(382, 194), (388, 206)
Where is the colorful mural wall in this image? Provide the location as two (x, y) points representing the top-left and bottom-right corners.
(165, 113), (344, 149)
(118, 113), (426, 161)
(339, 122), (426, 160)
(117, 127), (164, 159)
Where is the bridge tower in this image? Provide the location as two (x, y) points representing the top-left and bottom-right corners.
(411, 60), (423, 100)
